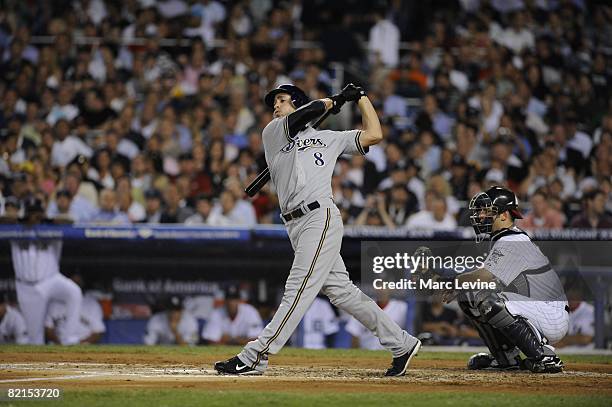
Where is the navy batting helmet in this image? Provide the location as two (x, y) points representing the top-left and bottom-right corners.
(264, 84), (309, 109)
(468, 186), (522, 240)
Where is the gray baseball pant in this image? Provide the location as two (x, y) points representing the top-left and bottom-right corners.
(238, 202), (417, 371)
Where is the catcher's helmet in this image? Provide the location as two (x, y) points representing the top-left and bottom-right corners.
(468, 186), (522, 240)
(264, 84), (309, 109)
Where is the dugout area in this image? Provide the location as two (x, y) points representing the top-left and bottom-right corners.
(0, 345), (610, 406)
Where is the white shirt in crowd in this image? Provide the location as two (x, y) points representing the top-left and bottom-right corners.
(207, 201), (257, 226)
(143, 311), (199, 346)
(10, 240), (62, 283)
(568, 302), (595, 337)
(296, 297), (339, 349)
(405, 211), (457, 231)
(51, 136), (93, 168)
(201, 303), (263, 343)
(44, 295), (106, 343)
(346, 299), (407, 350)
(368, 18), (400, 68)
(0, 305), (29, 344)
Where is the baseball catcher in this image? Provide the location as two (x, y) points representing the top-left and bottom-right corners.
(417, 186), (568, 373)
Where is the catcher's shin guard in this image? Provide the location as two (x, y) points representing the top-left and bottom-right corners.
(458, 300), (520, 369)
(500, 316), (564, 373)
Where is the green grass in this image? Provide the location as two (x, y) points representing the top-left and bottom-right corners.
(0, 344), (610, 365)
(5, 390), (611, 407)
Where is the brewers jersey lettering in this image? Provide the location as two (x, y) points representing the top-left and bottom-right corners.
(262, 117), (366, 213)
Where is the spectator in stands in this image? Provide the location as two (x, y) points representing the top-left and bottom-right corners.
(405, 192), (457, 231)
(184, 193), (213, 225)
(570, 189), (612, 229)
(201, 285), (263, 346)
(90, 189), (130, 225)
(45, 274), (106, 344)
(144, 296), (199, 346)
(0, 295), (29, 344)
(207, 190), (255, 226)
(143, 189), (163, 224)
(222, 177), (257, 225)
(89, 148), (115, 190)
(46, 172), (96, 223)
(0, 196), (20, 221)
(49, 189), (73, 222)
(178, 152), (211, 198)
(160, 183), (194, 223)
(385, 184), (418, 226)
(50, 119), (93, 168)
(355, 194), (395, 228)
(291, 295), (339, 349)
(0, 0), (609, 233)
(519, 189), (565, 231)
(116, 177), (146, 223)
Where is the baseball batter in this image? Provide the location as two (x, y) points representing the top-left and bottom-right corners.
(442, 186), (568, 373)
(215, 84), (421, 376)
(10, 198), (83, 345)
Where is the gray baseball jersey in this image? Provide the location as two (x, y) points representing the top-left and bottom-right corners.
(483, 227), (568, 343)
(262, 117), (366, 213)
(238, 113), (418, 372)
(483, 227), (566, 302)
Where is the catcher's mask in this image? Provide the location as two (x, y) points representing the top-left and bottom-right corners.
(469, 192), (497, 242)
(468, 186), (522, 242)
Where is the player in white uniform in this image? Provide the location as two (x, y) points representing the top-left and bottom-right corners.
(215, 84), (420, 376)
(433, 186), (568, 373)
(346, 298), (407, 350)
(0, 298), (29, 344)
(45, 295), (106, 344)
(292, 296), (339, 349)
(201, 286), (263, 345)
(143, 296), (199, 346)
(10, 198), (83, 345)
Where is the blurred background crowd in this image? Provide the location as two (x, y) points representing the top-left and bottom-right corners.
(0, 0), (610, 230)
(0, 0), (609, 348)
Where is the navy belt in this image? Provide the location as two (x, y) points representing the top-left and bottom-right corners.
(282, 201), (320, 222)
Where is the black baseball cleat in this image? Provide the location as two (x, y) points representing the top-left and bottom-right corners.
(467, 353), (521, 371)
(523, 355), (564, 373)
(385, 339), (421, 377)
(214, 356), (262, 376)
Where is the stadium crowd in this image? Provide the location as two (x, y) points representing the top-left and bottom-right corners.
(0, 0), (611, 230)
